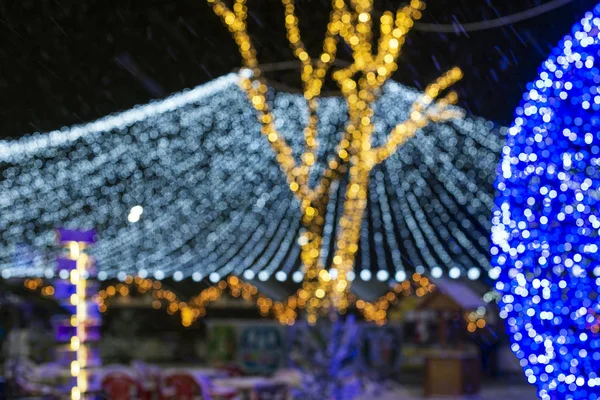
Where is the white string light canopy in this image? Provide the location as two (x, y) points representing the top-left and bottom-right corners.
(0, 72), (503, 283)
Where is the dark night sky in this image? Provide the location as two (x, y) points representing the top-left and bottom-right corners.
(0, 0), (597, 139)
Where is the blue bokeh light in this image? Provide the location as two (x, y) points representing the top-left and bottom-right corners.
(492, 4), (600, 399)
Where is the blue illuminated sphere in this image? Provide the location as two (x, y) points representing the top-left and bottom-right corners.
(492, 4), (600, 399)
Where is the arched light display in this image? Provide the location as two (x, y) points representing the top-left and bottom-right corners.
(492, 4), (600, 399)
(0, 73), (501, 282)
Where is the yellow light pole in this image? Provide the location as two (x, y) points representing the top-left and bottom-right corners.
(56, 229), (97, 400)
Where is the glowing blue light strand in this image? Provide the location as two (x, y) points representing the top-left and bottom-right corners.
(358, 194), (372, 277)
(373, 170), (405, 275)
(407, 191), (457, 268)
(386, 169), (426, 272)
(367, 174), (386, 278)
(426, 178), (491, 268)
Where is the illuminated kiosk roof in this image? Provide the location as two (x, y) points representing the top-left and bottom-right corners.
(0, 72), (503, 283)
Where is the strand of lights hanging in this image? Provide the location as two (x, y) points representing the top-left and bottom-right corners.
(26, 274), (491, 329)
(0, 74), (500, 286)
(491, 4), (600, 400)
(93, 274), (437, 326)
(206, 0), (478, 317)
(95, 276), (298, 326)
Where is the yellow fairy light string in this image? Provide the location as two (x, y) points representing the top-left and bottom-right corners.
(308, 0), (463, 312)
(95, 276), (298, 326)
(282, 0), (341, 172)
(29, 276), (487, 330)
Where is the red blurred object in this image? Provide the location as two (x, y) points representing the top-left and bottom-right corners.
(162, 374), (202, 400)
(222, 364), (245, 377)
(102, 373), (141, 400)
(139, 371), (161, 400)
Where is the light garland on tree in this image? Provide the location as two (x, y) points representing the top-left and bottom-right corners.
(207, 0), (469, 318)
(492, 4), (600, 399)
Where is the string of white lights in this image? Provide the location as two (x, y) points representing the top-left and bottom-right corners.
(0, 74), (502, 283)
